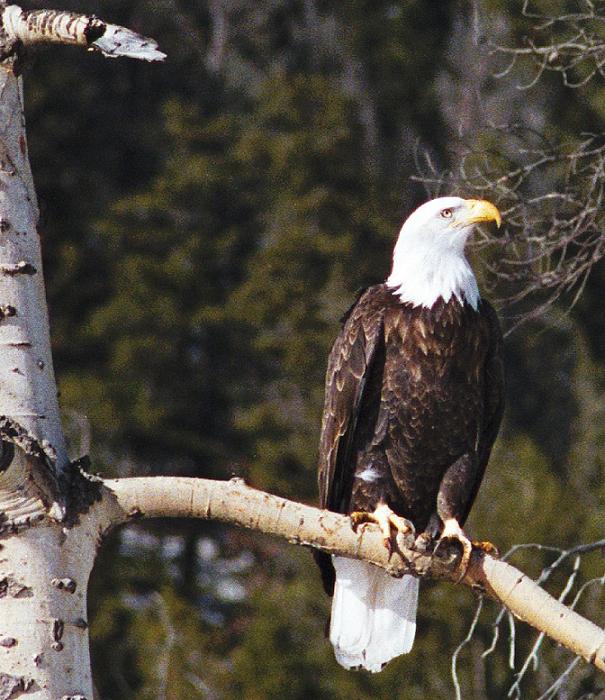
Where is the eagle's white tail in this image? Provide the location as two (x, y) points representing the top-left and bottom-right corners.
(329, 556), (419, 673)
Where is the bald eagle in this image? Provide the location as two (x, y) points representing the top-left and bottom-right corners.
(315, 197), (505, 672)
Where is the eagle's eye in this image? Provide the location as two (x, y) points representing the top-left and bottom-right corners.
(440, 208), (453, 219)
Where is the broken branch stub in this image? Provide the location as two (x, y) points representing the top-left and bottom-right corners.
(0, 4), (166, 62)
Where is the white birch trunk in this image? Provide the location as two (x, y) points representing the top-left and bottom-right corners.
(0, 63), (97, 699)
(0, 73), (67, 467)
(0, 7), (165, 698)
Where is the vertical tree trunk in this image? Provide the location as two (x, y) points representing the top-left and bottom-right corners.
(0, 71), (67, 467)
(0, 6), (603, 697)
(0, 61), (98, 698)
(0, 8), (164, 697)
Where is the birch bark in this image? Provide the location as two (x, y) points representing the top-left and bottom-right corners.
(0, 7), (164, 698)
(0, 36), (90, 700)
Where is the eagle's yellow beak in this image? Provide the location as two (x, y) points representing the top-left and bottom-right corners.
(462, 199), (501, 228)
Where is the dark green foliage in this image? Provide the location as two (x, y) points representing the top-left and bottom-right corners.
(23, 0), (605, 697)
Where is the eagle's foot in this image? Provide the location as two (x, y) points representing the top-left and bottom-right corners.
(472, 540), (500, 558)
(414, 513), (442, 553)
(437, 518), (472, 583)
(350, 504), (415, 555)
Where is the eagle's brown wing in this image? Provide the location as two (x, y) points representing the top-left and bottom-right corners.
(317, 285), (386, 512)
(460, 298), (505, 525)
(315, 286), (386, 595)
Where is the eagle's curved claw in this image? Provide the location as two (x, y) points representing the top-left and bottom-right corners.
(437, 518), (473, 583)
(350, 504), (415, 556)
(434, 524), (499, 581)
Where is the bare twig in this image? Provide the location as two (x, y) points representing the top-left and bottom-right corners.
(493, 1), (605, 89)
(452, 597), (484, 700)
(412, 2), (605, 328)
(414, 128), (605, 330)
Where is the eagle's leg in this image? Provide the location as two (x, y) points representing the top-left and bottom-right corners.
(434, 454), (479, 581)
(350, 503), (415, 554)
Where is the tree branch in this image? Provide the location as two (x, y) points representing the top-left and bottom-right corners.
(1, 4), (165, 61)
(102, 475), (605, 674)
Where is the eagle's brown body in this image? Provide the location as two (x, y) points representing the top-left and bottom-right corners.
(315, 283), (504, 594)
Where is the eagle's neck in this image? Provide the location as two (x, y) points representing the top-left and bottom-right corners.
(385, 245), (480, 310)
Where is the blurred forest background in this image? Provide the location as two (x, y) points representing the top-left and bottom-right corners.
(19, 0), (605, 697)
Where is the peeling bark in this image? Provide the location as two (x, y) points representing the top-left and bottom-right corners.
(0, 673), (34, 699)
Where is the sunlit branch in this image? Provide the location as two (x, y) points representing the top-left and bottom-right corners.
(100, 475), (605, 675)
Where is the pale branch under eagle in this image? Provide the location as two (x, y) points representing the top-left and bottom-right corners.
(314, 197), (505, 672)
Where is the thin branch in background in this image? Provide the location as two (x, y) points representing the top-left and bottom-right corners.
(508, 611), (517, 673)
(153, 592), (176, 700)
(414, 125), (605, 331)
(186, 672), (217, 699)
(412, 2), (605, 331)
(492, 0), (605, 90)
(452, 540), (605, 699)
(536, 656), (582, 700)
(507, 554), (582, 697)
(451, 597), (484, 700)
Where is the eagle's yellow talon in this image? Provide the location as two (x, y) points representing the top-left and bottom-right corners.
(350, 511), (372, 532)
(472, 540), (500, 557)
(350, 504), (414, 554)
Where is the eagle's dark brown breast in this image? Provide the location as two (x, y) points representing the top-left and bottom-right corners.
(355, 292), (490, 528)
(318, 283), (503, 532)
(315, 283), (504, 594)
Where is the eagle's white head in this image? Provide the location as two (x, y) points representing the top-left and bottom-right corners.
(386, 196), (501, 310)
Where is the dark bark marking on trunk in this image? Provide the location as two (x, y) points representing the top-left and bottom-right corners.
(0, 37), (23, 69)
(60, 456), (102, 528)
(0, 576), (32, 599)
(83, 18), (105, 45)
(0, 673), (34, 699)
(51, 619), (63, 642)
(0, 305), (16, 320)
(0, 442), (13, 473)
(50, 577), (76, 594)
(0, 262), (36, 276)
